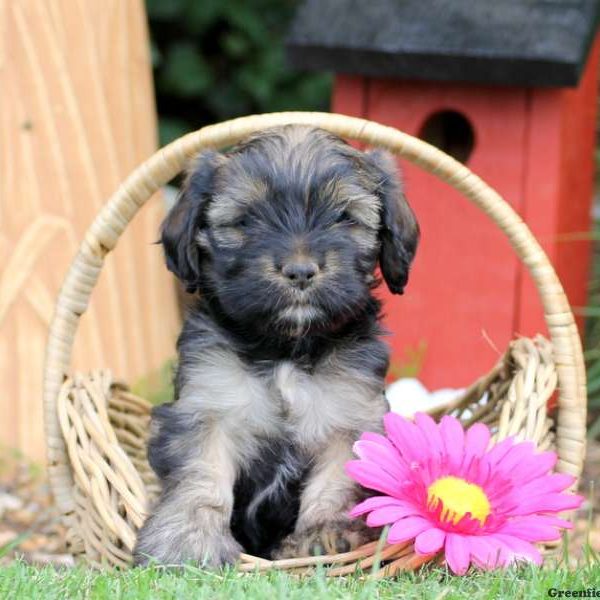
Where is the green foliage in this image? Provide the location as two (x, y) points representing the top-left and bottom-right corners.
(146, 0), (332, 146)
(387, 341), (428, 380)
(584, 215), (600, 437)
(131, 359), (175, 406)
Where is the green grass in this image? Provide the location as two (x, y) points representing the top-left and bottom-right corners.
(0, 562), (599, 600)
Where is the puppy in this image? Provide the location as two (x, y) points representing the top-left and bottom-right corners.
(133, 125), (419, 566)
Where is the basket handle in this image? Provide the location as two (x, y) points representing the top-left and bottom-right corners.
(44, 112), (586, 512)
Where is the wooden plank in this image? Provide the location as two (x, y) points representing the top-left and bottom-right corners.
(0, 0), (180, 463)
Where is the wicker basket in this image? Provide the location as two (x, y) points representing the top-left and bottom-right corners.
(43, 112), (587, 572)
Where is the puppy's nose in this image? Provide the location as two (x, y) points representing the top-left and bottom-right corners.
(282, 261), (319, 289)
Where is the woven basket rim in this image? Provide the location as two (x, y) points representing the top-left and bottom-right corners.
(57, 335), (559, 569)
(43, 111), (587, 519)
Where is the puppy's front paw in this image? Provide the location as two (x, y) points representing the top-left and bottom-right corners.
(134, 516), (242, 567)
(273, 519), (379, 559)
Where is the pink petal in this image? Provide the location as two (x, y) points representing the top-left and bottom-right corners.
(366, 505), (418, 527)
(494, 441), (536, 475)
(481, 437), (514, 470)
(521, 473), (576, 496)
(414, 412), (444, 457)
(493, 534), (543, 566)
(445, 533), (471, 575)
(352, 440), (407, 481)
(496, 514), (567, 542)
(509, 491), (583, 516)
(387, 516), (431, 544)
(415, 528), (446, 555)
(505, 451), (557, 485)
(440, 415), (465, 470)
(349, 495), (411, 517)
(468, 537), (502, 570)
(461, 424), (492, 481)
(360, 431), (399, 453)
(464, 423), (491, 459)
(495, 474), (578, 513)
(528, 514), (574, 529)
(345, 460), (403, 497)
(383, 413), (427, 461)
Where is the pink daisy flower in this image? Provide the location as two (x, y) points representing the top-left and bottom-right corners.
(345, 412), (583, 575)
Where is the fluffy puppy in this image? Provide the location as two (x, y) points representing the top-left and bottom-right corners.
(133, 125), (419, 566)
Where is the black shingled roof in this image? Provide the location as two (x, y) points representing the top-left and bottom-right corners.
(286, 0), (600, 87)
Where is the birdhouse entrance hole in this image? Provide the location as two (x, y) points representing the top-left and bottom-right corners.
(419, 110), (475, 163)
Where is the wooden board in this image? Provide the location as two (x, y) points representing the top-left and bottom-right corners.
(0, 0), (180, 462)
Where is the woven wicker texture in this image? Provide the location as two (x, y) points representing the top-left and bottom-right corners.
(42, 112), (587, 570)
(57, 336), (559, 569)
(430, 335), (557, 449)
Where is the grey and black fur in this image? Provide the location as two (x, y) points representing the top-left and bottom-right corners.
(133, 125), (419, 566)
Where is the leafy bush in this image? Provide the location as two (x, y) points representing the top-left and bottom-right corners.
(146, 0), (332, 146)
(584, 214), (600, 437)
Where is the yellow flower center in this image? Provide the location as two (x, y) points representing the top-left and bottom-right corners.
(427, 476), (491, 525)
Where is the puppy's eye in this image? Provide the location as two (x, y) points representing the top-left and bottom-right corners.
(235, 216), (249, 228)
(336, 211), (358, 225)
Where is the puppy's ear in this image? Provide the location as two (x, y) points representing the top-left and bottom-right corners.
(161, 150), (222, 293)
(367, 150), (420, 295)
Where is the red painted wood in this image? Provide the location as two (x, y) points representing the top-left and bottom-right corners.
(557, 36), (600, 322)
(332, 43), (598, 389)
(332, 75), (369, 151)
(364, 81), (529, 387)
(516, 35), (600, 337)
(511, 89), (562, 339)
(332, 75), (366, 119)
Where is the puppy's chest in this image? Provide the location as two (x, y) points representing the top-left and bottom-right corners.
(270, 362), (321, 417)
(263, 361), (358, 443)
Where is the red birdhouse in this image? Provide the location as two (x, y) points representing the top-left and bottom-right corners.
(287, 0), (600, 387)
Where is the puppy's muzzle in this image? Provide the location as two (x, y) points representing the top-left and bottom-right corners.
(282, 260), (319, 290)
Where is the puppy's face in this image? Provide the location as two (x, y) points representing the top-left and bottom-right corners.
(162, 125), (419, 336)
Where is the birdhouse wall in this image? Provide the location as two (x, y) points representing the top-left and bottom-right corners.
(333, 36), (599, 387)
(517, 35), (600, 339)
